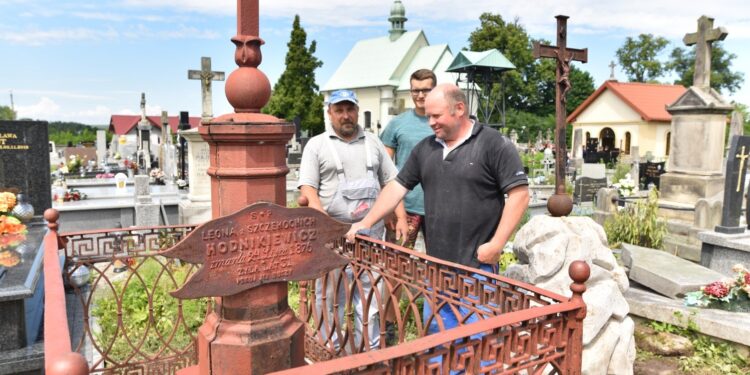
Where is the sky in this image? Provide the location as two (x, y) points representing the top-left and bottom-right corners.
(1, 0), (749, 125)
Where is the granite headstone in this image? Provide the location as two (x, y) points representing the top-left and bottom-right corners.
(716, 135), (750, 233)
(0, 121), (51, 214)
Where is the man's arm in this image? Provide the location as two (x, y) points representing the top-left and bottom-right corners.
(346, 180), (408, 242)
(385, 146), (396, 160)
(299, 185), (325, 213)
(476, 185), (530, 264)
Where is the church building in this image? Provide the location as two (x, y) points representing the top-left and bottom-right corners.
(321, 0), (458, 134)
(567, 80), (686, 160)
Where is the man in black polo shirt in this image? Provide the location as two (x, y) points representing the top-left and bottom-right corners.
(346, 83), (529, 268)
(345, 83), (530, 339)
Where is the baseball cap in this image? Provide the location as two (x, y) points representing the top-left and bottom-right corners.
(328, 89), (358, 105)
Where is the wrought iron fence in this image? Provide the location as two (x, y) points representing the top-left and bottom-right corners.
(44, 211), (587, 374)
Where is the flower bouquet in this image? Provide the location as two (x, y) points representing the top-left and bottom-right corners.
(149, 168), (166, 185)
(684, 264), (750, 312)
(612, 173), (638, 198)
(0, 192), (28, 254)
(53, 188), (88, 202)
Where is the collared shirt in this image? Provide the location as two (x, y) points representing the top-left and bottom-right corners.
(396, 122), (528, 267)
(435, 119), (476, 159)
(298, 125), (398, 213)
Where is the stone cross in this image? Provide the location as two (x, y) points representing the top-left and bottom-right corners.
(683, 15), (727, 89)
(136, 93), (151, 173)
(159, 111), (168, 171)
(608, 61), (616, 80)
(188, 57), (225, 122)
(533, 15), (587, 216)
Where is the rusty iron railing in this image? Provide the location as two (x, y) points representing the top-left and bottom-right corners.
(44, 209), (588, 374)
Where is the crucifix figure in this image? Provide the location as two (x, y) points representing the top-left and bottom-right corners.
(533, 15), (587, 217)
(609, 61), (616, 80)
(188, 56), (225, 122)
(684, 15), (727, 90)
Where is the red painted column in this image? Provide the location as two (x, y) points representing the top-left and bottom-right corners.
(183, 1), (304, 374)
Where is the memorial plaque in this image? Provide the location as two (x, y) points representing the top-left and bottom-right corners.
(161, 202), (350, 299)
(639, 161), (666, 189)
(0, 121), (51, 213)
(574, 177), (608, 203)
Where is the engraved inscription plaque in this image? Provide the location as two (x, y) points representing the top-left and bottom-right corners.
(161, 202), (350, 299)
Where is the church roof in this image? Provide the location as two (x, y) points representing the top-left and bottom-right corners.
(322, 30), (428, 91)
(109, 115), (201, 135)
(567, 81), (687, 123)
(396, 44), (453, 91)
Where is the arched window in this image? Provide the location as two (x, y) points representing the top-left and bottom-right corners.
(599, 128), (615, 151)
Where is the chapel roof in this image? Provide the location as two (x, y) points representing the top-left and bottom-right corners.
(108, 115), (201, 135)
(567, 81), (687, 123)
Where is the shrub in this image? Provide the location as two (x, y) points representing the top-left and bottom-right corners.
(604, 188), (666, 249)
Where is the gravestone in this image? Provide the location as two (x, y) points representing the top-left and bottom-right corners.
(134, 175), (159, 226)
(0, 121), (52, 214)
(136, 93), (152, 174)
(188, 56), (225, 123)
(572, 128), (583, 167)
(639, 161), (666, 189)
(581, 163), (606, 180)
(178, 128), (212, 225)
(715, 135), (750, 233)
(575, 177), (608, 203)
(96, 130), (107, 166)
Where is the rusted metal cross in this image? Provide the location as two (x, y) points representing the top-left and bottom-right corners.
(684, 15), (727, 89)
(533, 15), (587, 217)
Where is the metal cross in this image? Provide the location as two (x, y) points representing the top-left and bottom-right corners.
(736, 146), (749, 192)
(533, 15), (587, 217)
(683, 15), (727, 89)
(188, 57), (225, 122)
(608, 61), (616, 80)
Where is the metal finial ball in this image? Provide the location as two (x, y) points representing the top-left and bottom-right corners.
(568, 260), (591, 284)
(44, 208), (59, 223)
(547, 193), (573, 217)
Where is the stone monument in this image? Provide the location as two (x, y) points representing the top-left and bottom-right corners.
(178, 127), (212, 225)
(659, 16), (734, 260)
(96, 130), (107, 166)
(136, 93), (152, 174)
(0, 120), (52, 214)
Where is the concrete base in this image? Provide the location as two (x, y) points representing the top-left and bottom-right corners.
(659, 172), (723, 209)
(178, 200), (212, 225)
(626, 286), (750, 347)
(662, 219), (704, 262)
(135, 203), (161, 227)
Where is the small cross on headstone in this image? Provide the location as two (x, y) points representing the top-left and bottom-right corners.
(683, 15), (727, 89)
(608, 61), (616, 80)
(533, 15), (587, 217)
(188, 57), (225, 122)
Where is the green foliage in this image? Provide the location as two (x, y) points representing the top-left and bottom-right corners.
(48, 121), (111, 146)
(647, 314), (749, 374)
(91, 258), (208, 363)
(0, 105), (16, 120)
(467, 13), (594, 136)
(616, 34), (670, 82)
(604, 188), (666, 249)
(611, 162), (632, 184)
(264, 15), (325, 135)
(520, 151), (544, 172)
(668, 41), (745, 94)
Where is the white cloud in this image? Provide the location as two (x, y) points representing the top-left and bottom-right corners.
(16, 97), (61, 120)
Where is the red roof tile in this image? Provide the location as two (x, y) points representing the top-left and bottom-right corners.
(109, 115), (202, 135)
(567, 81), (687, 123)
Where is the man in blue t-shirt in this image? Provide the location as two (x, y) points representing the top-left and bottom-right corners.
(379, 69), (436, 249)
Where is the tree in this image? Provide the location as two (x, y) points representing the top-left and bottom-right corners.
(0, 105), (16, 120)
(668, 41), (744, 94)
(615, 34), (670, 82)
(263, 15), (325, 135)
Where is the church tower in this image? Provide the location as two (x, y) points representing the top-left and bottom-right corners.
(388, 0), (407, 41)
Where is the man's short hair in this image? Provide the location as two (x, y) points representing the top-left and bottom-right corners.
(410, 69), (437, 87)
(445, 86), (467, 115)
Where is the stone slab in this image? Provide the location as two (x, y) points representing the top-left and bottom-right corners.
(621, 243), (723, 298)
(581, 163), (606, 179)
(0, 341), (44, 375)
(659, 173), (724, 207)
(625, 286), (750, 347)
(699, 230), (750, 277)
(178, 200), (212, 225)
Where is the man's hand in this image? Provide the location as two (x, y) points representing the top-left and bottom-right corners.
(346, 222), (369, 243)
(394, 216), (409, 246)
(476, 241), (503, 264)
